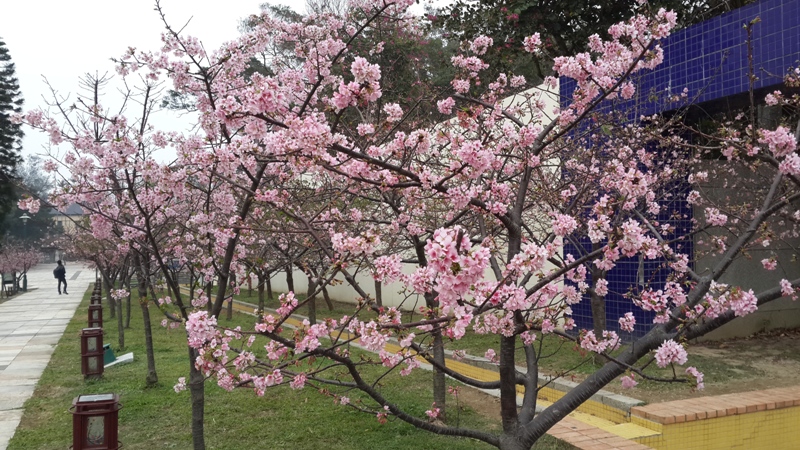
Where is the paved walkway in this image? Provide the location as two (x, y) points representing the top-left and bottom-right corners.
(0, 261), (95, 450)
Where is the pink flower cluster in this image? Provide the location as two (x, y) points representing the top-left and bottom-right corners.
(276, 292), (298, 317)
(186, 311), (219, 349)
(779, 154), (800, 176)
(522, 33), (541, 53)
(424, 227), (490, 312)
(372, 254), (403, 283)
(654, 339), (687, 368)
(780, 279), (797, 300)
(704, 208), (728, 227)
(685, 366), (705, 390)
(759, 127), (797, 158)
(437, 97), (455, 114)
(761, 258), (777, 270)
(618, 312), (636, 332)
(728, 288), (758, 317)
(551, 213), (578, 237)
(469, 35), (493, 55)
(17, 197), (41, 214)
(579, 330), (621, 353)
(620, 374), (638, 389)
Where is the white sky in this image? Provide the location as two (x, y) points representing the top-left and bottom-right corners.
(1, 0), (296, 159)
(1, 0), (442, 162)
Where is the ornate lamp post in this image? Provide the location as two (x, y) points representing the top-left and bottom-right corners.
(19, 213), (31, 292)
(88, 303), (103, 328)
(80, 327), (105, 378)
(70, 393), (122, 449)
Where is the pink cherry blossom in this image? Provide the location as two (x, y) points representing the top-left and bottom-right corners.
(761, 258), (777, 270)
(469, 35), (493, 55)
(437, 97), (456, 114)
(780, 279), (797, 300)
(173, 377), (187, 393)
(551, 213), (578, 237)
(618, 312), (636, 332)
(523, 33), (541, 53)
(705, 208), (728, 227)
(620, 374), (638, 389)
(21, 3), (800, 445)
(654, 340), (688, 368)
(685, 366), (704, 390)
(759, 127), (797, 158)
(425, 404), (442, 420)
(17, 197), (40, 214)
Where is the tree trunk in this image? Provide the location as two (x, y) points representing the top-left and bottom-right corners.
(590, 244), (607, 340)
(116, 291), (125, 350)
(374, 280), (382, 307)
(247, 272), (252, 297)
(590, 290), (606, 338)
(257, 273), (265, 317)
(134, 256), (158, 387)
(140, 298), (158, 386)
(498, 436), (528, 450)
(285, 265), (294, 292)
(307, 276), (317, 324)
(205, 281), (213, 313)
(431, 329), (447, 421)
(188, 347), (206, 450)
(188, 272), (195, 304)
(266, 273), (273, 301)
(322, 286), (333, 311)
(103, 270), (115, 319)
(125, 276), (132, 329)
(499, 335), (519, 434)
(226, 273), (235, 320)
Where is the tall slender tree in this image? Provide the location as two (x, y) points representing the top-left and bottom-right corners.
(0, 38), (23, 236)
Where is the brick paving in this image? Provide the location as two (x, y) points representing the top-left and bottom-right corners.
(630, 385), (800, 425)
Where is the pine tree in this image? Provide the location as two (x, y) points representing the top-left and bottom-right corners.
(0, 38), (23, 233)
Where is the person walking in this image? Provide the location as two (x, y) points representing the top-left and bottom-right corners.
(53, 260), (68, 295)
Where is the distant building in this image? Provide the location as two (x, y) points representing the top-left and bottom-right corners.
(44, 204), (86, 262)
(49, 203), (85, 234)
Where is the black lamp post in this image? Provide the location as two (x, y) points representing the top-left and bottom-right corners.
(19, 213), (31, 292)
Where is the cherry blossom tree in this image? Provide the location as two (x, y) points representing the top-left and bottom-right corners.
(0, 245), (42, 287)
(16, 1), (800, 449)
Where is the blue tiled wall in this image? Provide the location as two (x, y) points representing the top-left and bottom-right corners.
(560, 0), (799, 338)
(561, 0), (800, 116)
(565, 182), (694, 339)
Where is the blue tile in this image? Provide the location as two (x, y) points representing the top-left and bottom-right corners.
(560, 0), (800, 337)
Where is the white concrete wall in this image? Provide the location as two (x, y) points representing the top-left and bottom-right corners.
(267, 82), (564, 312)
(694, 161), (800, 340)
(266, 264), (422, 311)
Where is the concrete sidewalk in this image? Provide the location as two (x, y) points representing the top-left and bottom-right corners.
(0, 261), (95, 450)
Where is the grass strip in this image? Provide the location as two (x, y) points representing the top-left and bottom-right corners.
(9, 285), (574, 450)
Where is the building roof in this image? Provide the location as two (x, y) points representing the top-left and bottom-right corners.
(49, 204), (85, 216)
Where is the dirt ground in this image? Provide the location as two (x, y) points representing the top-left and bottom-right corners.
(456, 328), (800, 419)
(603, 328), (800, 404)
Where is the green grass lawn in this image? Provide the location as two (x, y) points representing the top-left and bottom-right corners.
(9, 285), (574, 450)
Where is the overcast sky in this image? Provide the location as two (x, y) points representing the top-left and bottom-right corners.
(1, 0), (286, 159)
(2, 0), (441, 162)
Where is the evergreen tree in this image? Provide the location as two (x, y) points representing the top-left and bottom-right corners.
(0, 38), (24, 234)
